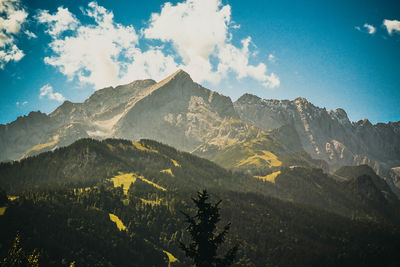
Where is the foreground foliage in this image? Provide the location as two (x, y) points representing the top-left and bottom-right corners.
(180, 190), (237, 267)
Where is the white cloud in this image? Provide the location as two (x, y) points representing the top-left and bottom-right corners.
(0, 44), (24, 67)
(217, 37), (279, 87)
(0, 0), (28, 68)
(363, 23), (376, 34)
(39, 84), (65, 102)
(16, 101), (28, 106)
(39, 1), (279, 90)
(24, 30), (37, 39)
(36, 7), (78, 37)
(383, 19), (400, 35)
(355, 24), (376, 35)
(121, 47), (179, 84)
(39, 2), (178, 89)
(143, 0), (278, 87)
(143, 0), (231, 84)
(268, 54), (275, 63)
(263, 72), (280, 88)
(40, 3), (137, 88)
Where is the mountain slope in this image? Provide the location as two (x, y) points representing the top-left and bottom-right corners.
(113, 70), (238, 151)
(1, 138), (398, 223)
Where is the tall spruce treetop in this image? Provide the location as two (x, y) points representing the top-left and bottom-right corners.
(180, 190), (237, 267)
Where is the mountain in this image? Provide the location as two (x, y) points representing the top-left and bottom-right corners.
(1, 69), (399, 195)
(0, 70), (242, 161)
(234, 93), (400, 194)
(1, 138), (400, 266)
(0, 70), (319, 174)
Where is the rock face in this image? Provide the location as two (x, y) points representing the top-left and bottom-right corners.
(113, 70), (238, 151)
(234, 93), (400, 192)
(0, 79), (157, 161)
(0, 69), (399, 195)
(0, 111), (55, 161)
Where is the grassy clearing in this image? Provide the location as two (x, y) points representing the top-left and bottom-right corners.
(8, 196), (19, 201)
(170, 159), (181, 167)
(138, 176), (167, 191)
(132, 142), (158, 153)
(109, 213), (127, 231)
(236, 150), (282, 168)
(210, 134), (284, 170)
(0, 206), (7, 216)
(20, 139), (58, 160)
(160, 169), (174, 176)
(109, 172), (137, 195)
(109, 172), (167, 193)
(163, 250), (179, 265)
(254, 171), (281, 183)
(106, 143), (115, 151)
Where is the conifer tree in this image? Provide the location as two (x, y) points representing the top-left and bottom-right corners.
(2, 233), (40, 267)
(180, 190), (237, 267)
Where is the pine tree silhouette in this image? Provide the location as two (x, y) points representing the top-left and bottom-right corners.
(180, 190), (238, 267)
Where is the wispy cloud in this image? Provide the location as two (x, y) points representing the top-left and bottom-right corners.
(24, 30), (37, 39)
(364, 24), (376, 34)
(268, 54), (276, 63)
(0, 0), (28, 68)
(37, 0), (279, 89)
(39, 84), (65, 102)
(383, 19), (400, 35)
(16, 101), (28, 106)
(355, 23), (376, 34)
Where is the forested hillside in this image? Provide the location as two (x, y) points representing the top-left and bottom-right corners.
(1, 138), (400, 266)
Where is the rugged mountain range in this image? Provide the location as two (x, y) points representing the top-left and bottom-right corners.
(1, 69), (399, 194)
(234, 94), (400, 193)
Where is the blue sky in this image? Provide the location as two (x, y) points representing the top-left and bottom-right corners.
(0, 0), (399, 124)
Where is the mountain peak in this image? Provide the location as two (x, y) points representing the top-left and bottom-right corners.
(294, 97), (309, 104)
(235, 93), (261, 104)
(167, 69), (191, 80)
(141, 69), (192, 94)
(355, 118), (372, 127)
(328, 108), (350, 125)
